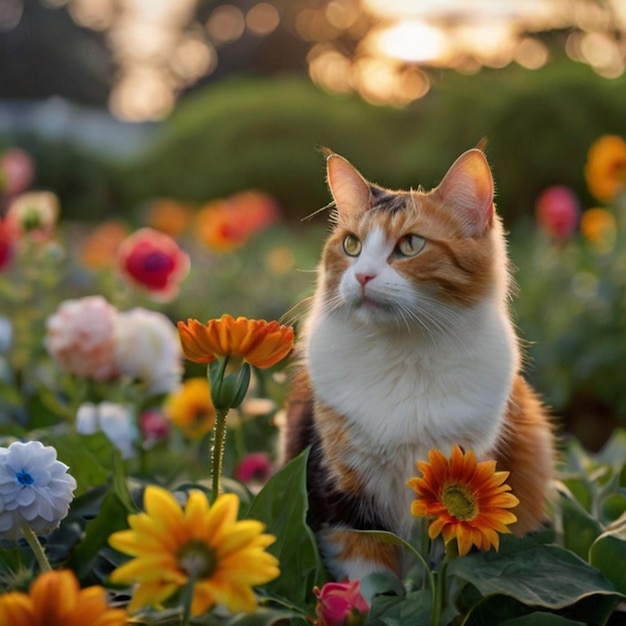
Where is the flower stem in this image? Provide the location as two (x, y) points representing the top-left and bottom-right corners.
(210, 408), (229, 505)
(21, 524), (52, 573)
(181, 575), (196, 626)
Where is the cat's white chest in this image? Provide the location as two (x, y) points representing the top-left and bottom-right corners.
(306, 304), (517, 533)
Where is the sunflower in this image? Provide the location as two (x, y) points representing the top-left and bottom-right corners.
(584, 134), (626, 202)
(108, 485), (279, 617)
(0, 569), (127, 626)
(406, 445), (519, 557)
(163, 378), (216, 439)
(177, 315), (294, 369)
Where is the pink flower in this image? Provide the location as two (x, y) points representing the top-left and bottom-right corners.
(0, 148), (35, 197)
(5, 191), (59, 240)
(117, 228), (190, 301)
(314, 580), (369, 626)
(234, 452), (274, 484)
(0, 220), (16, 272)
(139, 409), (170, 444)
(536, 185), (580, 240)
(45, 296), (119, 381)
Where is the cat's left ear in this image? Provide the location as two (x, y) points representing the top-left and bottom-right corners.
(434, 149), (494, 237)
(326, 154), (372, 218)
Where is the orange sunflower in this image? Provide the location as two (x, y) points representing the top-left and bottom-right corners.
(109, 485), (279, 616)
(407, 445), (519, 557)
(163, 377), (216, 439)
(177, 315), (294, 369)
(0, 569), (127, 626)
(585, 134), (626, 202)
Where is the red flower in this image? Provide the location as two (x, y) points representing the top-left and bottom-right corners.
(117, 227), (190, 301)
(234, 452), (274, 484)
(314, 580), (369, 626)
(0, 219), (16, 272)
(536, 185), (580, 240)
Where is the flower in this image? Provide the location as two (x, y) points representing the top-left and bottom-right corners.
(163, 377), (216, 439)
(5, 191), (59, 240)
(0, 441), (77, 540)
(580, 207), (617, 251)
(0, 569), (127, 626)
(139, 409), (170, 444)
(0, 147), (35, 197)
(45, 295), (119, 381)
(145, 198), (193, 237)
(234, 452), (274, 485)
(314, 580), (369, 626)
(0, 316), (12, 354)
(0, 220), (15, 272)
(406, 445), (519, 557)
(585, 134), (626, 202)
(76, 402), (139, 459)
(113, 307), (183, 395)
(195, 191), (279, 253)
(79, 219), (129, 270)
(108, 486), (280, 616)
(117, 227), (190, 301)
(535, 185), (580, 240)
(177, 315), (294, 368)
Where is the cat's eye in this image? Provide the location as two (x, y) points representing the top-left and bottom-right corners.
(396, 234), (426, 257)
(343, 234), (362, 256)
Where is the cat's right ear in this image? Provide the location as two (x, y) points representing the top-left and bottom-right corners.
(326, 154), (372, 218)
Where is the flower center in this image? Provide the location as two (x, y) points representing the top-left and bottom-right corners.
(177, 540), (217, 579)
(441, 483), (478, 521)
(16, 469), (34, 486)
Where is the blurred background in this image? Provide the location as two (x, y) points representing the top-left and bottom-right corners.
(2, 0), (626, 451)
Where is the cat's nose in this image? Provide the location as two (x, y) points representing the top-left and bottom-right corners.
(355, 272), (376, 286)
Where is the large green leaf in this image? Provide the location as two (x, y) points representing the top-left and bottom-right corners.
(501, 613), (586, 625)
(589, 530), (626, 595)
(449, 535), (622, 610)
(246, 449), (325, 610)
(365, 589), (432, 626)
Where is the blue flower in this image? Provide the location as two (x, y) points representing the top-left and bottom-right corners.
(0, 440), (77, 540)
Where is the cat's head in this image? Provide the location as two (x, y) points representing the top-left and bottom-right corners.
(316, 149), (510, 330)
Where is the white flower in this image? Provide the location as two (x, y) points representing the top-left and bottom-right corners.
(0, 441), (77, 540)
(113, 307), (183, 395)
(76, 402), (138, 459)
(45, 295), (119, 380)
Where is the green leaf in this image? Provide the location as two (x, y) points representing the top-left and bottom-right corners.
(501, 613), (585, 625)
(555, 482), (603, 558)
(246, 448), (325, 610)
(449, 535), (623, 610)
(589, 531), (626, 595)
(365, 589), (431, 626)
(228, 606), (309, 625)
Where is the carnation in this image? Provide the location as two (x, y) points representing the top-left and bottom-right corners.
(0, 441), (77, 540)
(113, 307), (183, 395)
(76, 402), (139, 459)
(45, 295), (120, 381)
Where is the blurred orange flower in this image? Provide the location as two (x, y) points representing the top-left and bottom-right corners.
(164, 377), (216, 439)
(195, 191), (279, 252)
(585, 135), (626, 202)
(407, 445), (519, 556)
(177, 314), (294, 368)
(580, 208), (616, 250)
(79, 219), (129, 269)
(0, 569), (127, 626)
(145, 198), (194, 237)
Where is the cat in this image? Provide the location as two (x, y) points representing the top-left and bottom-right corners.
(281, 147), (555, 582)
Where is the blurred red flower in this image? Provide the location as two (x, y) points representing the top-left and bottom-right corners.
(314, 580), (369, 626)
(0, 147), (35, 197)
(536, 185), (580, 240)
(117, 227), (190, 301)
(234, 451), (274, 484)
(0, 219), (16, 271)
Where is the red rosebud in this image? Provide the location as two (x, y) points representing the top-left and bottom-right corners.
(536, 185), (580, 240)
(314, 580), (369, 626)
(117, 228), (190, 301)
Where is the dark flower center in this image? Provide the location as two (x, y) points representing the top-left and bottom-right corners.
(16, 469), (34, 486)
(441, 483), (478, 521)
(177, 540), (217, 579)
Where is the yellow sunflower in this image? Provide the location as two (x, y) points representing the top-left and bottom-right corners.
(0, 569), (127, 626)
(108, 485), (280, 617)
(164, 377), (216, 439)
(407, 445), (519, 557)
(177, 315), (294, 369)
(584, 134), (626, 202)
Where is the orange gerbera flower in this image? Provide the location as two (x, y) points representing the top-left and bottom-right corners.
(0, 569), (127, 626)
(585, 134), (626, 202)
(407, 445), (519, 557)
(177, 315), (294, 369)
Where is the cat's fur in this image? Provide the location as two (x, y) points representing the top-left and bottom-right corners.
(281, 148), (555, 581)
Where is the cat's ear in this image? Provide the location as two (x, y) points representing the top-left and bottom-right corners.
(326, 154), (372, 217)
(434, 149), (494, 237)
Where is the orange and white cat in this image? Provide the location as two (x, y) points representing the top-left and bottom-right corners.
(282, 148), (555, 581)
